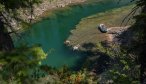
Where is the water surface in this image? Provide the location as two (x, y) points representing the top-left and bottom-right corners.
(15, 0), (131, 68)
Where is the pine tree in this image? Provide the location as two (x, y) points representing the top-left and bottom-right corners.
(0, 0), (41, 51)
(0, 1), (47, 83)
(130, 0), (146, 83)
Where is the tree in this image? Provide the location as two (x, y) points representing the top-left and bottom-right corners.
(0, 0), (41, 51)
(131, 0), (146, 83)
(122, 0), (146, 83)
(120, 0), (146, 83)
(0, 45), (47, 83)
(0, 0), (47, 83)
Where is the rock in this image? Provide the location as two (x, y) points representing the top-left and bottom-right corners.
(64, 40), (70, 45)
(73, 44), (80, 51)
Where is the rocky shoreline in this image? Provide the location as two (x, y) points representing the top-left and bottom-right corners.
(5, 0), (86, 34)
(18, 0), (86, 23)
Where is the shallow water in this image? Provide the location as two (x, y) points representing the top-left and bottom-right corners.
(15, 0), (131, 68)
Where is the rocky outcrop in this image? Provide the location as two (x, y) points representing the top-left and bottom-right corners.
(105, 26), (130, 45)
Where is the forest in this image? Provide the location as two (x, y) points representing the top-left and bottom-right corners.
(0, 0), (146, 84)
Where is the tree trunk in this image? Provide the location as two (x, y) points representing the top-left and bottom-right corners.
(0, 17), (14, 51)
(140, 5), (146, 84)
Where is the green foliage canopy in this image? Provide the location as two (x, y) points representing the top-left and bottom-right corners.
(0, 45), (47, 83)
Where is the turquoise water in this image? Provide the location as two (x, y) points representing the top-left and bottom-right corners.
(15, 0), (131, 68)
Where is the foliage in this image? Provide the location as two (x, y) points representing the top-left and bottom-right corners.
(96, 42), (140, 83)
(130, 0), (146, 83)
(94, 0), (146, 83)
(0, 0), (46, 83)
(60, 69), (98, 84)
(0, 45), (47, 84)
(35, 65), (98, 84)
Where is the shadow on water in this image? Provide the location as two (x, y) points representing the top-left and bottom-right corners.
(14, 0), (132, 69)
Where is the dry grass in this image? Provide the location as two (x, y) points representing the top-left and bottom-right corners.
(66, 5), (135, 49)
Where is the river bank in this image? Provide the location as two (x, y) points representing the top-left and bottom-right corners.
(64, 4), (137, 76)
(65, 5), (135, 51)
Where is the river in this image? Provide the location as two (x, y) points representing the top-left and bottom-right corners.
(14, 0), (131, 68)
